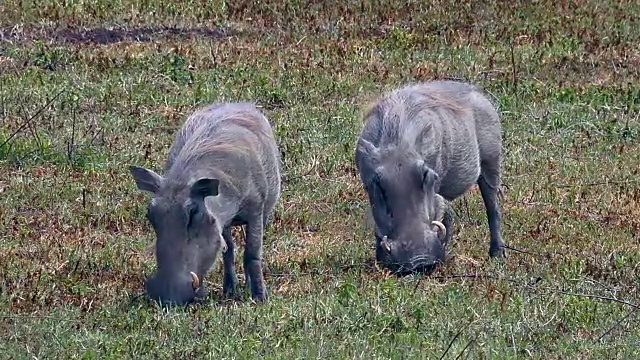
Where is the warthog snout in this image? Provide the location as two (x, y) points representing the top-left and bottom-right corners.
(376, 220), (447, 275)
(144, 270), (204, 306)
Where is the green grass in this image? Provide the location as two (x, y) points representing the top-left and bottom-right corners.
(1, 1), (640, 359)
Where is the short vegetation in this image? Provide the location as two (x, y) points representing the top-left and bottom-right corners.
(1, 1), (639, 359)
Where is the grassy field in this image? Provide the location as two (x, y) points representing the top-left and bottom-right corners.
(1, 1), (639, 359)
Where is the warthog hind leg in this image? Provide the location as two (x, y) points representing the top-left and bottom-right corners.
(244, 212), (268, 302)
(477, 162), (505, 258)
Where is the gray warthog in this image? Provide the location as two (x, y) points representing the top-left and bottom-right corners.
(129, 102), (281, 305)
(355, 80), (505, 274)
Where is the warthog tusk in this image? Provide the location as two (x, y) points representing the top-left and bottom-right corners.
(190, 271), (200, 290)
(431, 221), (446, 241)
(381, 235), (391, 252)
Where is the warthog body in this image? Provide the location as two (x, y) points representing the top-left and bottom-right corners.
(130, 102), (281, 305)
(355, 80), (504, 274)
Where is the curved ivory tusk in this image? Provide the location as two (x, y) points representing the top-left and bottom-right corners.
(190, 271), (200, 290)
(431, 221), (446, 241)
(381, 235), (391, 252)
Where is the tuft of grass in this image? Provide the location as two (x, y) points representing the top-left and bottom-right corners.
(1, 0), (640, 358)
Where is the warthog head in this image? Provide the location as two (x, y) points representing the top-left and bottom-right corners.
(357, 139), (447, 275)
(130, 165), (226, 306)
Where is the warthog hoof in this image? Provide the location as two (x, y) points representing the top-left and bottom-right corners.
(223, 277), (239, 297)
(251, 292), (268, 303)
(489, 244), (506, 259)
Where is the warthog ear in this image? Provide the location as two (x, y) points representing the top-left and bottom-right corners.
(190, 178), (220, 200)
(357, 138), (380, 159)
(129, 165), (163, 193)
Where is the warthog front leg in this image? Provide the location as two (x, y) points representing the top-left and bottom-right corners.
(477, 163), (505, 258)
(244, 212), (268, 302)
(222, 225), (239, 297)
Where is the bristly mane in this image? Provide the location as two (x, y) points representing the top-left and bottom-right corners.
(362, 82), (473, 152)
(165, 103), (274, 184)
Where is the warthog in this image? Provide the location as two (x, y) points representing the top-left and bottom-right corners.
(129, 102), (281, 305)
(355, 80), (505, 274)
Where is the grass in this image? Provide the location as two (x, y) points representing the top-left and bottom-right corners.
(1, 0), (639, 358)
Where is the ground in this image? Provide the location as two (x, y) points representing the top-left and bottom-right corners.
(1, 1), (639, 359)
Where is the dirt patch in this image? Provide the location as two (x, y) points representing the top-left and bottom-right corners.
(56, 26), (231, 45)
(1, 25), (234, 45)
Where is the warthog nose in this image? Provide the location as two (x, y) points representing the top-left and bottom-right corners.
(409, 263), (439, 275)
(144, 272), (201, 306)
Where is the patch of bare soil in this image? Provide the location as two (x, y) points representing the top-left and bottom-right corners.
(0, 25), (233, 45)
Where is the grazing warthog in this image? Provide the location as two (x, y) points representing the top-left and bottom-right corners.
(355, 80), (505, 274)
(129, 102), (281, 305)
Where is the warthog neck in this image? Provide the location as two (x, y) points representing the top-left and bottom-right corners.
(205, 194), (240, 227)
